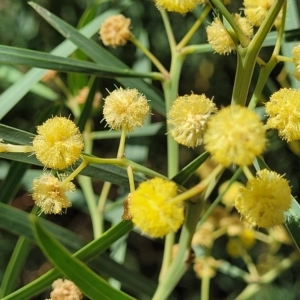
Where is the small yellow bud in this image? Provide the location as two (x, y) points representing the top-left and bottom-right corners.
(154, 0), (203, 14)
(167, 94), (217, 148)
(203, 105), (266, 167)
(50, 279), (83, 300)
(32, 173), (75, 215)
(103, 87), (149, 132)
(99, 14), (131, 48)
(235, 169), (291, 228)
(206, 18), (235, 55)
(265, 88), (300, 142)
(129, 177), (184, 238)
(32, 117), (84, 170)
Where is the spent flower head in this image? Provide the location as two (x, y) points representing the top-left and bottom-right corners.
(235, 169), (291, 228)
(167, 94), (217, 148)
(129, 177), (184, 238)
(206, 17), (235, 55)
(154, 0), (203, 14)
(203, 105), (266, 167)
(103, 87), (149, 132)
(32, 117), (84, 170)
(32, 173), (75, 215)
(99, 14), (131, 48)
(265, 88), (300, 142)
(50, 279), (83, 300)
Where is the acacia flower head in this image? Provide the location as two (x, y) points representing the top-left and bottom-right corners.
(103, 87), (149, 132)
(235, 169), (291, 228)
(32, 173), (75, 215)
(233, 14), (253, 40)
(129, 177), (184, 238)
(203, 105), (266, 167)
(99, 14), (131, 48)
(154, 0), (203, 14)
(265, 88), (300, 142)
(167, 94), (217, 148)
(243, 0), (282, 29)
(49, 279), (83, 300)
(292, 44), (300, 80)
(206, 17), (235, 55)
(32, 117), (84, 170)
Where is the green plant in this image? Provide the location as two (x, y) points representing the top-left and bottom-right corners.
(1, 0), (300, 299)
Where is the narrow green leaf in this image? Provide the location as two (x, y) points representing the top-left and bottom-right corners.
(29, 2), (166, 115)
(0, 45), (156, 79)
(172, 151), (210, 185)
(31, 217), (136, 300)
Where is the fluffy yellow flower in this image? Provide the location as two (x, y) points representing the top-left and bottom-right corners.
(50, 279), (83, 300)
(32, 117), (84, 170)
(203, 105), (266, 167)
(243, 0), (282, 29)
(167, 94), (217, 148)
(206, 18), (235, 55)
(129, 177), (184, 238)
(32, 173), (75, 215)
(265, 88), (300, 142)
(99, 14), (131, 48)
(233, 14), (253, 40)
(154, 0), (203, 14)
(235, 169), (291, 228)
(103, 87), (149, 132)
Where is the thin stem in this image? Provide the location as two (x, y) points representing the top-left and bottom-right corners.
(177, 5), (211, 50)
(117, 127), (127, 158)
(126, 166), (135, 193)
(242, 166), (254, 181)
(97, 181), (112, 234)
(129, 35), (169, 79)
(60, 160), (88, 188)
(0, 144), (34, 153)
(201, 258), (211, 300)
(159, 7), (176, 51)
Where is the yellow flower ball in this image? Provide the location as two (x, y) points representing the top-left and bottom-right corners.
(265, 88), (300, 142)
(167, 94), (217, 148)
(32, 173), (75, 215)
(235, 169), (291, 228)
(129, 177), (184, 238)
(99, 14), (131, 48)
(33, 117), (84, 170)
(233, 14), (253, 39)
(154, 0), (203, 14)
(206, 18), (235, 55)
(103, 87), (149, 132)
(203, 105), (266, 167)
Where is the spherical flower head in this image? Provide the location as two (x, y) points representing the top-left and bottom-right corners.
(103, 87), (149, 132)
(292, 44), (300, 81)
(167, 94), (217, 148)
(265, 88), (300, 142)
(154, 0), (203, 14)
(50, 279), (83, 300)
(203, 105), (266, 167)
(129, 177), (184, 238)
(32, 173), (75, 215)
(233, 14), (253, 39)
(243, 0), (282, 28)
(99, 14), (131, 48)
(206, 17), (235, 55)
(235, 169), (291, 228)
(32, 117), (84, 170)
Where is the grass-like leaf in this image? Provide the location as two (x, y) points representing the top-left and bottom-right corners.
(31, 216), (136, 300)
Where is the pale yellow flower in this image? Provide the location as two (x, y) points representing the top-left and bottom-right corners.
(154, 0), (203, 14)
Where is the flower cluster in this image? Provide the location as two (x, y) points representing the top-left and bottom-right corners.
(99, 14), (131, 48)
(167, 94), (217, 148)
(103, 87), (149, 132)
(32, 116), (84, 170)
(47, 279), (83, 300)
(203, 105), (266, 167)
(129, 177), (184, 238)
(32, 173), (75, 215)
(154, 0), (203, 14)
(243, 0), (282, 29)
(235, 169), (291, 228)
(265, 88), (300, 142)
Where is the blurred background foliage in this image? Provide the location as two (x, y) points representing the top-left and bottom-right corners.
(1, 0), (300, 299)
